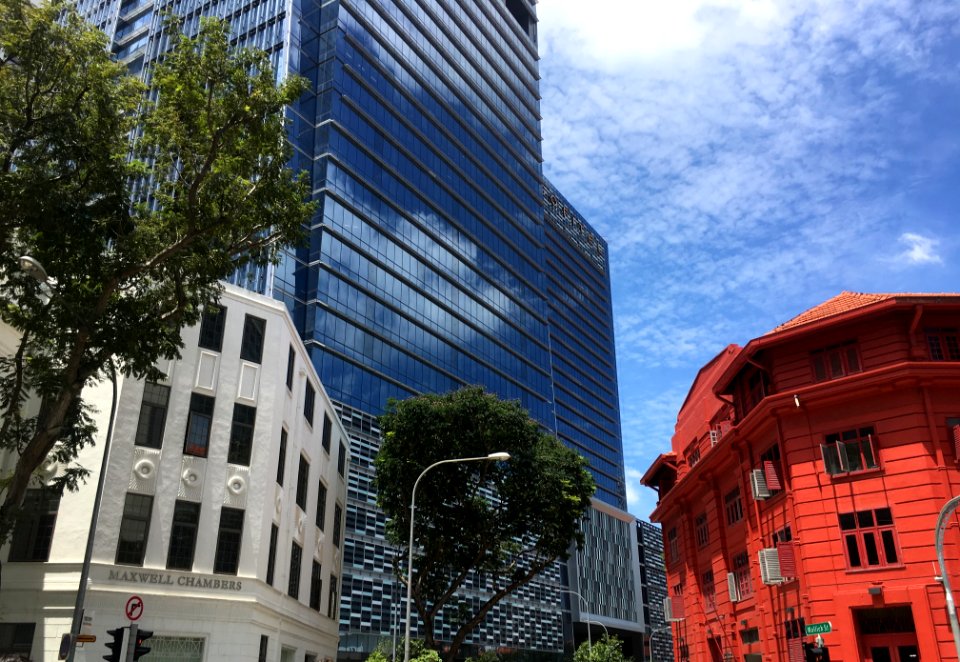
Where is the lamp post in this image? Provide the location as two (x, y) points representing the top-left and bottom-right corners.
(648, 625), (672, 662)
(403, 452), (510, 662)
(17, 256), (116, 662)
(559, 587), (591, 652)
(585, 619), (608, 640)
(19, 256), (117, 662)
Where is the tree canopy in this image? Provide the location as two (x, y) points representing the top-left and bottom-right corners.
(375, 386), (596, 662)
(0, 0), (312, 549)
(574, 636), (632, 662)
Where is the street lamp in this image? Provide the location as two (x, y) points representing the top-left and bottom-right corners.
(559, 587), (591, 651)
(585, 619), (608, 639)
(648, 625), (672, 662)
(18, 255), (49, 282)
(19, 254), (119, 662)
(403, 452), (510, 662)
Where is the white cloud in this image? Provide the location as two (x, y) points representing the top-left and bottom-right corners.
(539, 0), (960, 370)
(625, 466), (661, 520)
(898, 232), (943, 265)
(537, 1), (960, 516)
(619, 382), (688, 516)
(538, 0), (785, 64)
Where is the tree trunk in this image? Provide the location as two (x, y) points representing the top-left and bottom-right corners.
(0, 384), (80, 543)
(443, 560), (554, 662)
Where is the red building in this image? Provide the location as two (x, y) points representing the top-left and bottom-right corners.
(641, 292), (960, 662)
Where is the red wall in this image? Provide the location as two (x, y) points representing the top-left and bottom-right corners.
(650, 301), (960, 661)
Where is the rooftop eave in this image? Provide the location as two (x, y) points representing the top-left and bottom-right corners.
(640, 452), (677, 487)
(713, 298), (911, 395)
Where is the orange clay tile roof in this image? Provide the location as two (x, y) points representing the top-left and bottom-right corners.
(768, 291), (960, 335)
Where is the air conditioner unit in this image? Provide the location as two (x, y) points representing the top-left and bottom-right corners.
(727, 572), (739, 603)
(758, 548), (785, 585)
(662, 596), (684, 622)
(750, 469), (770, 500)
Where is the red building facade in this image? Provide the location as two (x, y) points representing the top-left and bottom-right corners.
(641, 292), (960, 661)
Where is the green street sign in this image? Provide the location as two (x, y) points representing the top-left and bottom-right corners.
(805, 622), (832, 635)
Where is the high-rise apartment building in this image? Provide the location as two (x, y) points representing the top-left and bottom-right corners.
(74, 0), (636, 656)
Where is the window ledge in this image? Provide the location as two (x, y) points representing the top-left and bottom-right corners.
(760, 490), (787, 506)
(844, 563), (905, 575)
(827, 467), (882, 481)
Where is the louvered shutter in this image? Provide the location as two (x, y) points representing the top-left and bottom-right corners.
(672, 597), (685, 620)
(763, 460), (782, 490)
(788, 637), (805, 662)
(750, 469), (770, 500)
(777, 542), (797, 579)
(758, 548), (782, 585)
(727, 572), (739, 602)
(953, 424), (960, 461)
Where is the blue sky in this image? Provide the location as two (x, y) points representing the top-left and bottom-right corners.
(536, 0), (960, 519)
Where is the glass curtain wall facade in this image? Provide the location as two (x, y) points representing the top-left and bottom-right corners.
(78, 0), (631, 655)
(542, 180), (626, 509)
(280, 2), (564, 653)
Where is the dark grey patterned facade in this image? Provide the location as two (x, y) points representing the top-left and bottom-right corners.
(571, 504), (640, 626)
(335, 405), (565, 657)
(638, 520), (673, 662)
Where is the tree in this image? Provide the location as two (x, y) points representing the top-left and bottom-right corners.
(574, 636), (631, 662)
(375, 386), (596, 662)
(0, 0), (312, 553)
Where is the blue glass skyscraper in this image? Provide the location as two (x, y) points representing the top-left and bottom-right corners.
(78, 0), (635, 655)
(542, 180), (626, 509)
(292, 4), (562, 652)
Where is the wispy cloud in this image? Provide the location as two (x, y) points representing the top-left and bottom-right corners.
(625, 466), (661, 521)
(898, 232), (943, 265)
(537, 0), (960, 515)
(619, 381), (688, 516)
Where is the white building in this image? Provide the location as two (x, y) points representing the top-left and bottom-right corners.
(0, 283), (349, 662)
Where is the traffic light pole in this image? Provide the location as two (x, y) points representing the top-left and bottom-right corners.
(124, 625), (138, 662)
(67, 363), (119, 662)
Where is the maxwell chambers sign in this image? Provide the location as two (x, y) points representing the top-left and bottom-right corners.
(102, 568), (243, 591)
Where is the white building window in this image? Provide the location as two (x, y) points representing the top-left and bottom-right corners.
(145, 636), (205, 662)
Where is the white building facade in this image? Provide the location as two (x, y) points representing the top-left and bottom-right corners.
(0, 284), (349, 662)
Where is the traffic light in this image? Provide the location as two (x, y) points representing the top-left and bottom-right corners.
(804, 643), (831, 662)
(132, 626), (153, 661)
(103, 627), (125, 662)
